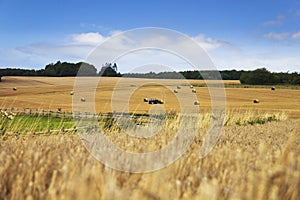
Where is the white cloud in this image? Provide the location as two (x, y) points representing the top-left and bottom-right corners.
(70, 32), (107, 45)
(85, 31), (228, 72)
(263, 32), (290, 40)
(292, 31), (300, 39)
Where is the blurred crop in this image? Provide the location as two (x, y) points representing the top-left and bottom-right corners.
(0, 110), (299, 200)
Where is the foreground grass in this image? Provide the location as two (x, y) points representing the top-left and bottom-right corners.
(0, 115), (299, 199)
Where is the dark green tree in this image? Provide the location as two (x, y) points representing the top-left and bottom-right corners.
(44, 61), (97, 76)
(77, 62), (97, 76)
(240, 68), (275, 85)
(99, 63), (121, 77)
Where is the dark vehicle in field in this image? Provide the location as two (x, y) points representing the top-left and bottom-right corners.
(148, 98), (164, 104)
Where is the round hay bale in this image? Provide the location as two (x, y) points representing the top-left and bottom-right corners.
(174, 89), (178, 93)
(190, 85), (193, 88)
(177, 86), (181, 89)
(158, 99), (164, 104)
(271, 87), (275, 91)
(81, 97), (86, 102)
(194, 101), (200, 105)
(192, 89), (196, 93)
(70, 91), (74, 95)
(253, 99), (260, 104)
(7, 115), (14, 120)
(13, 87), (17, 91)
(144, 98), (148, 102)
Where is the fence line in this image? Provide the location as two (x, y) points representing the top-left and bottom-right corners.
(0, 107), (110, 119)
(0, 107), (156, 119)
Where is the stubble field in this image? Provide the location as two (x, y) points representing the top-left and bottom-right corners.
(0, 76), (300, 199)
(0, 76), (299, 118)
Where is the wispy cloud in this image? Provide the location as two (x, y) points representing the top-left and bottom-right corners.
(292, 31), (300, 39)
(109, 30), (124, 36)
(192, 34), (226, 51)
(263, 30), (300, 40)
(263, 32), (290, 40)
(11, 32), (110, 66)
(263, 14), (285, 26)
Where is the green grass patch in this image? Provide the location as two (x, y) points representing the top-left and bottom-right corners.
(0, 115), (74, 135)
(235, 115), (280, 126)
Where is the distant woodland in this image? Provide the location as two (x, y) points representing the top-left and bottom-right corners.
(0, 61), (299, 85)
(0, 61), (121, 77)
(125, 68), (300, 85)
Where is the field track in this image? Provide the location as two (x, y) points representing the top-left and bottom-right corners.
(0, 76), (299, 118)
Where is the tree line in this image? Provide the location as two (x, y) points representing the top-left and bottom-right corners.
(0, 61), (121, 79)
(125, 68), (300, 85)
(123, 70), (243, 80)
(0, 62), (299, 85)
(239, 68), (300, 85)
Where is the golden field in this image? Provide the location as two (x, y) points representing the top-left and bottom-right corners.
(0, 76), (299, 118)
(0, 76), (300, 200)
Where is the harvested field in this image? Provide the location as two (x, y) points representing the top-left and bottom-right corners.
(0, 76), (299, 118)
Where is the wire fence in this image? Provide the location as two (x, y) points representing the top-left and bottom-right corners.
(0, 107), (105, 119)
(0, 107), (162, 119)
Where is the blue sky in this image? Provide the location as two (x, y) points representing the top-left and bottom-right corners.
(0, 0), (299, 72)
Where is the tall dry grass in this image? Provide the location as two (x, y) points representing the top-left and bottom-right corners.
(0, 112), (299, 199)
